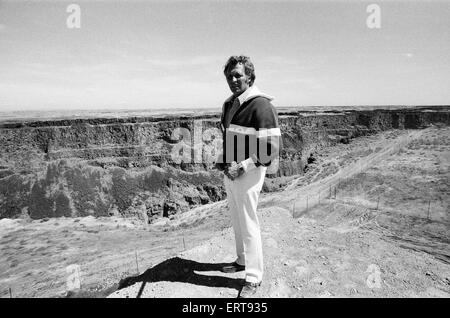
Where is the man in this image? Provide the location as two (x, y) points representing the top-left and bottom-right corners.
(215, 55), (281, 298)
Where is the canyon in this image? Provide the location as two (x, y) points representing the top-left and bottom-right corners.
(0, 106), (449, 222)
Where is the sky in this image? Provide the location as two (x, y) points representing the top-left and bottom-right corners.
(0, 0), (449, 111)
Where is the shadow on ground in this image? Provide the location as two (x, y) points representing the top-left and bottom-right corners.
(117, 257), (244, 298)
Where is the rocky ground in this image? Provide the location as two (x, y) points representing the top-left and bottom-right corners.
(109, 207), (449, 298)
(1, 126), (449, 298)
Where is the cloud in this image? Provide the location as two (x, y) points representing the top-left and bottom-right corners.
(145, 55), (223, 68)
(0, 24), (6, 32)
(258, 55), (324, 69)
(0, 69), (228, 111)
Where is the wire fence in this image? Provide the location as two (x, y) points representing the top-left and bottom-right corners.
(289, 170), (446, 224)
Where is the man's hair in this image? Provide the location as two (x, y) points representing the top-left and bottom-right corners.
(223, 55), (256, 87)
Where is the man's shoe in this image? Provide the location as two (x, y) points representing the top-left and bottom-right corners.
(221, 262), (245, 273)
(238, 281), (261, 298)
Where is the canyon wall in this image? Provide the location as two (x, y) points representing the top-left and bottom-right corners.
(0, 106), (448, 221)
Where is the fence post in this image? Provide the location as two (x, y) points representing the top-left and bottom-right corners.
(427, 200), (431, 220)
(376, 196), (380, 210)
(306, 196), (309, 212)
(135, 250), (140, 274)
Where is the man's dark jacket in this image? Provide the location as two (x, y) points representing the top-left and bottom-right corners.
(218, 86), (282, 172)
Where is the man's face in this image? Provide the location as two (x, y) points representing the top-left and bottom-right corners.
(226, 63), (251, 97)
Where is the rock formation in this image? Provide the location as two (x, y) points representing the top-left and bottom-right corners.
(0, 106), (448, 221)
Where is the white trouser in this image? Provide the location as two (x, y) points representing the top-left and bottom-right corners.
(224, 166), (267, 284)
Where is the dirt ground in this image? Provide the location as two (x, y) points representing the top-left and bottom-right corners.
(1, 126), (449, 298)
